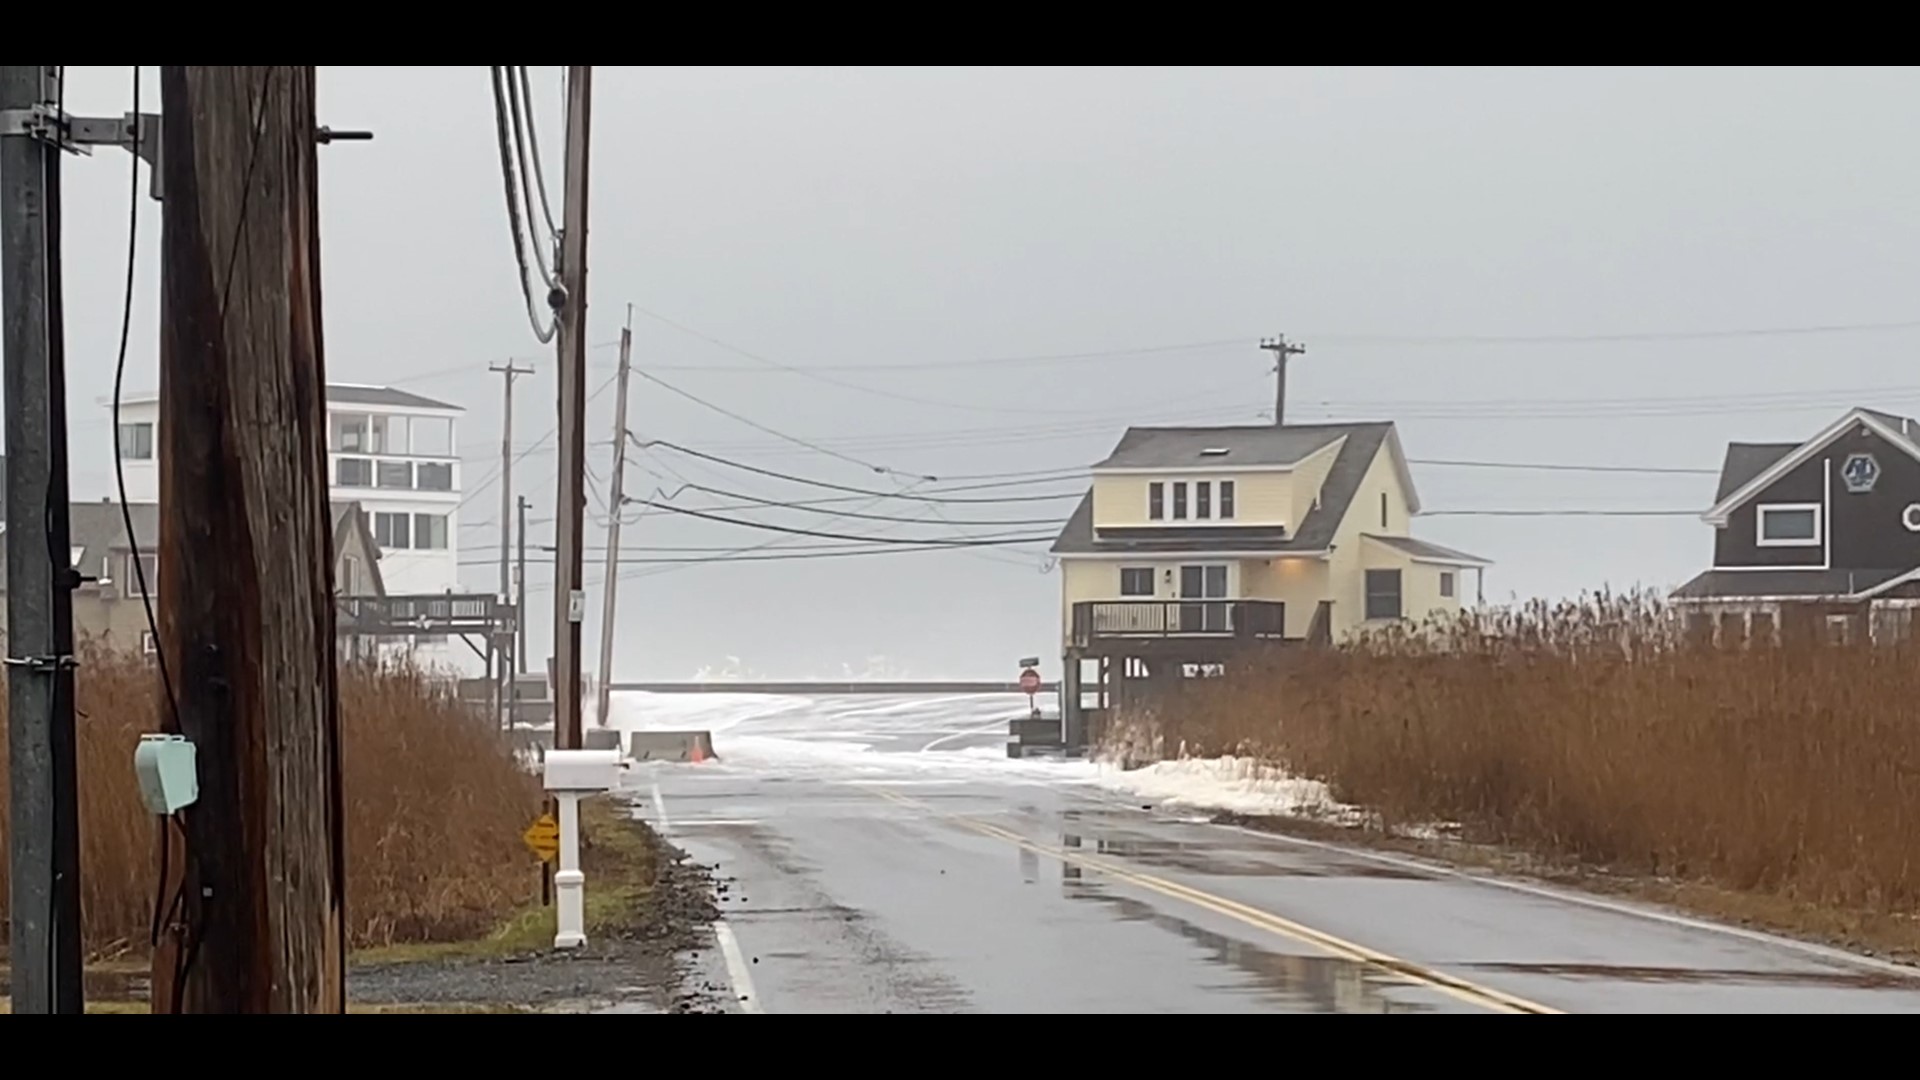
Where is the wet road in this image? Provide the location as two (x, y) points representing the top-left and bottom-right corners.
(616, 693), (1920, 1014)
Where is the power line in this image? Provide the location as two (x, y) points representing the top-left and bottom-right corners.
(641, 437), (1086, 502)
(1408, 458), (1717, 476)
(455, 371), (619, 511)
(640, 479), (1070, 527)
(1419, 509), (1699, 517)
(510, 66), (558, 240)
(633, 368), (938, 479)
(502, 65), (555, 289)
(487, 65), (555, 344)
(632, 498), (1056, 546)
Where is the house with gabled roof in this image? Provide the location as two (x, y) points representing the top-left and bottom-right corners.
(1046, 419), (1491, 747)
(1672, 407), (1920, 646)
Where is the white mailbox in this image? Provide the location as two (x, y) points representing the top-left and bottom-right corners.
(539, 748), (630, 950)
(543, 748), (626, 793)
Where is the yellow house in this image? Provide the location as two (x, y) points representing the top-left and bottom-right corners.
(1047, 421), (1489, 745)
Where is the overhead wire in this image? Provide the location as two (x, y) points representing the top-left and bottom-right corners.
(502, 65), (556, 289)
(488, 66), (556, 344)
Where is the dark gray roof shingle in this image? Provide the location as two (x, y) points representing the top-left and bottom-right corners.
(1051, 422), (1397, 556)
(1714, 442), (1798, 503)
(1092, 424), (1350, 470)
(1669, 568), (1901, 601)
(1361, 533), (1491, 566)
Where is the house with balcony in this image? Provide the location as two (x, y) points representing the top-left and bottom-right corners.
(1671, 407), (1920, 646)
(1047, 420), (1490, 747)
(107, 383), (468, 671)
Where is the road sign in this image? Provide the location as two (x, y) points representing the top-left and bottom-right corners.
(1019, 667), (1041, 694)
(523, 812), (560, 863)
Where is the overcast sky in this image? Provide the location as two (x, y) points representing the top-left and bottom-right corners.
(23, 66), (1920, 677)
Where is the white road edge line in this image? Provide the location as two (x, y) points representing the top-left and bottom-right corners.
(712, 921), (764, 1014)
(650, 781), (764, 1013)
(918, 716), (1020, 754)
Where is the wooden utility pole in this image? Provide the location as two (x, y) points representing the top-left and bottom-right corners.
(150, 66), (346, 1014)
(1, 62), (85, 1015)
(550, 66), (592, 751)
(1260, 335), (1306, 426)
(593, 312), (634, 728)
(490, 359), (532, 729)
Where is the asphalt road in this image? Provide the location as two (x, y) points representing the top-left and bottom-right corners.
(618, 694), (1920, 1014)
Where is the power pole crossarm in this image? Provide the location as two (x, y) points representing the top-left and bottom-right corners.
(151, 65), (345, 1013)
(1260, 335), (1306, 427)
(594, 313), (634, 727)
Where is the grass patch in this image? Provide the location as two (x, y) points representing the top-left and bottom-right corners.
(1130, 590), (1920, 959)
(350, 794), (659, 965)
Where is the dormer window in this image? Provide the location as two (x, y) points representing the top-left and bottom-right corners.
(1220, 481), (1236, 520)
(1196, 481), (1212, 520)
(1171, 482), (1189, 520)
(1199, 448), (1230, 458)
(1148, 482), (1165, 521)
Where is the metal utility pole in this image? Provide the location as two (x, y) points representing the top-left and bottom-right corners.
(516, 495), (529, 675)
(150, 66), (347, 1013)
(550, 66), (592, 752)
(593, 313), (634, 728)
(489, 360), (533, 604)
(1, 62), (85, 1015)
(1260, 335), (1306, 426)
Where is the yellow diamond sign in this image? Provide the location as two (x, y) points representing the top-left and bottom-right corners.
(523, 812), (560, 863)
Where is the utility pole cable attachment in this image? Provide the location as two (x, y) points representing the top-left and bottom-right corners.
(1260, 335), (1306, 427)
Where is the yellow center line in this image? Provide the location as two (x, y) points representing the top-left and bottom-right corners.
(871, 787), (1564, 1015)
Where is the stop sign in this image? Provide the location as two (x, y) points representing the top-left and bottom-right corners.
(1019, 668), (1041, 694)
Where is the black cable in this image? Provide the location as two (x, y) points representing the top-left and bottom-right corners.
(634, 498), (1053, 546)
(641, 480), (1068, 528)
(454, 372), (621, 511)
(501, 67), (555, 289)
(514, 67), (560, 237)
(642, 438), (1084, 503)
(634, 368), (937, 479)
(487, 66), (556, 344)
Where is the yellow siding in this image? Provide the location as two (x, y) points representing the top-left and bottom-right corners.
(1239, 555), (1333, 637)
(1090, 471), (1293, 529)
(1325, 441), (1417, 643)
(1357, 535), (1465, 632)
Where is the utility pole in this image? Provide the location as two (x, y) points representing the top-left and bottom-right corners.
(593, 312), (634, 728)
(1260, 335), (1306, 426)
(516, 495), (529, 676)
(151, 66), (347, 1013)
(489, 359), (531, 730)
(1, 62), (85, 1015)
(550, 66), (592, 752)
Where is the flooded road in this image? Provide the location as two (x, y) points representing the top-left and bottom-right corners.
(613, 693), (1920, 1014)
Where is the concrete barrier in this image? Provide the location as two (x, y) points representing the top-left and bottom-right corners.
(627, 730), (718, 763)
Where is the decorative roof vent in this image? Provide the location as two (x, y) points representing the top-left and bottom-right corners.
(1199, 447), (1230, 457)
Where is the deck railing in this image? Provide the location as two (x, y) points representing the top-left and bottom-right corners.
(1070, 600), (1287, 646)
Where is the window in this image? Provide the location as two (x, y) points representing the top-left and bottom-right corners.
(1380, 492), (1389, 529)
(374, 511), (411, 550)
(1439, 570), (1456, 599)
(330, 413), (370, 453)
(1120, 567), (1155, 597)
(1826, 614), (1854, 646)
(117, 422), (154, 460)
(416, 462), (454, 491)
(125, 552), (158, 596)
(342, 554), (362, 595)
(370, 415), (408, 455)
(1219, 481), (1235, 520)
(141, 631), (157, 655)
(1148, 482), (1165, 521)
(410, 416), (453, 457)
(377, 460), (414, 489)
(1365, 569), (1403, 620)
(413, 513), (448, 550)
(1196, 481), (1212, 520)
(336, 457), (373, 487)
(1172, 482), (1189, 520)
(1757, 504), (1821, 547)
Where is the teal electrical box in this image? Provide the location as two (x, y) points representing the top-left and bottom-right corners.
(134, 733), (199, 815)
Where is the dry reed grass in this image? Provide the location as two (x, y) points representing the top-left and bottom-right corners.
(0, 644), (543, 957)
(1127, 590), (1920, 923)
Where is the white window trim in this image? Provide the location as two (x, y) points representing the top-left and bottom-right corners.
(1756, 503), (1822, 548)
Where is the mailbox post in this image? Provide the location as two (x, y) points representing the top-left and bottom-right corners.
(541, 748), (629, 949)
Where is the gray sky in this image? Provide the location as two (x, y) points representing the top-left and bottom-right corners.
(28, 66), (1920, 677)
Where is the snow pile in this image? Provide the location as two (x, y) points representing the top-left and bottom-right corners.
(1094, 755), (1355, 820)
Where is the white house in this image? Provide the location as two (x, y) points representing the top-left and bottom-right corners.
(110, 383), (471, 672)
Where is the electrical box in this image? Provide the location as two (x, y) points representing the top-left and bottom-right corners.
(543, 748), (627, 793)
(134, 734), (199, 816)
